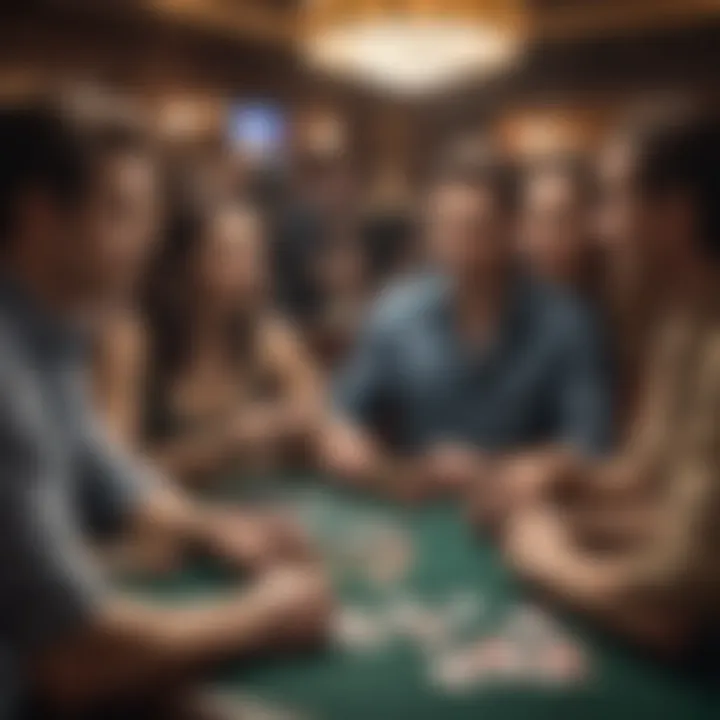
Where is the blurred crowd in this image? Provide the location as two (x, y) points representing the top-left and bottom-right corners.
(0, 88), (719, 717)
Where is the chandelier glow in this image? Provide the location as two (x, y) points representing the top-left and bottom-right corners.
(303, 7), (523, 95)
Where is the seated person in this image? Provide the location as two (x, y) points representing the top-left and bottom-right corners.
(504, 113), (720, 650)
(312, 226), (371, 369)
(520, 154), (602, 300)
(96, 192), (323, 486)
(0, 100), (332, 716)
(322, 152), (612, 504)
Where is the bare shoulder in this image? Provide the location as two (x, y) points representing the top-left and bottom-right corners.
(700, 324), (720, 391)
(259, 313), (306, 356)
(97, 312), (148, 371)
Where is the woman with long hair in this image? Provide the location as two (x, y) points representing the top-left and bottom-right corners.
(95, 171), (324, 488)
(142, 194), (324, 485)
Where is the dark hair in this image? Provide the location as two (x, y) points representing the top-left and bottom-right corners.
(361, 212), (416, 285)
(524, 153), (596, 206)
(433, 146), (519, 213)
(627, 111), (720, 260)
(0, 96), (151, 245)
(144, 183), (261, 385)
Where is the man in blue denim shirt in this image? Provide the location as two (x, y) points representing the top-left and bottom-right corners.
(323, 153), (611, 500)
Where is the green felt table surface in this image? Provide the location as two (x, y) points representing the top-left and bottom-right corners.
(131, 475), (719, 720)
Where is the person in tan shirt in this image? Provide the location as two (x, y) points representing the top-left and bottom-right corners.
(502, 111), (720, 649)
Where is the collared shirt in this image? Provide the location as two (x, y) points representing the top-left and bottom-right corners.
(0, 280), (149, 713)
(335, 273), (612, 454)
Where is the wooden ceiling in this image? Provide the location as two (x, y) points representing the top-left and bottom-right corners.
(531, 0), (720, 40)
(5, 1), (720, 129)
(38, 0), (720, 47)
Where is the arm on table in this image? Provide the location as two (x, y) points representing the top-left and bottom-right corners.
(503, 506), (687, 650)
(150, 320), (324, 481)
(149, 421), (247, 486)
(486, 305), (615, 513)
(320, 417), (430, 501)
(35, 568), (332, 709)
(0, 404), (331, 709)
(549, 316), (692, 507)
(258, 317), (326, 457)
(320, 290), (411, 494)
(82, 415), (315, 574)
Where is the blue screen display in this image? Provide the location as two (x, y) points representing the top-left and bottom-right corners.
(228, 102), (286, 156)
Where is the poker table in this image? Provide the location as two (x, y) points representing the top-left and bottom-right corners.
(131, 474), (719, 720)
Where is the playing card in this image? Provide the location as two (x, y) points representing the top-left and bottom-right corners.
(364, 526), (413, 586)
(331, 606), (387, 652)
(538, 640), (589, 685)
(444, 590), (484, 636)
(468, 637), (521, 683)
(205, 693), (308, 720)
(429, 649), (479, 693)
(388, 599), (449, 651)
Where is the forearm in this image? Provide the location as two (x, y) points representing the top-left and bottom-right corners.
(532, 552), (638, 613)
(150, 429), (235, 483)
(321, 419), (392, 485)
(565, 500), (660, 552)
(588, 455), (662, 503)
(519, 549), (685, 649)
(249, 399), (324, 465)
(119, 479), (225, 571)
(505, 507), (639, 613)
(35, 593), (274, 709)
(282, 398), (324, 446)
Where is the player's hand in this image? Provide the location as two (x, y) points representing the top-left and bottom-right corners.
(100, 534), (183, 579)
(384, 456), (436, 504)
(499, 450), (581, 510)
(425, 444), (488, 494)
(464, 466), (509, 534)
(245, 566), (334, 648)
(260, 508), (317, 562)
(503, 507), (571, 584)
(320, 422), (377, 483)
(228, 406), (286, 462)
(198, 507), (314, 573)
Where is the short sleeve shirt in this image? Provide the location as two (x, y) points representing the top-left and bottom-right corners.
(0, 280), (149, 712)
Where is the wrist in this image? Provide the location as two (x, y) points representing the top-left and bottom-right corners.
(182, 504), (220, 554)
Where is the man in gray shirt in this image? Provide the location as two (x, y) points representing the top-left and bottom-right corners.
(0, 100), (331, 717)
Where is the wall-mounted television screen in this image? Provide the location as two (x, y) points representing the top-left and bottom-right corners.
(228, 101), (287, 158)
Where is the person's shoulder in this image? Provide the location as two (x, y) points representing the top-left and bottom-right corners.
(371, 272), (446, 328)
(0, 311), (30, 378)
(0, 314), (46, 431)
